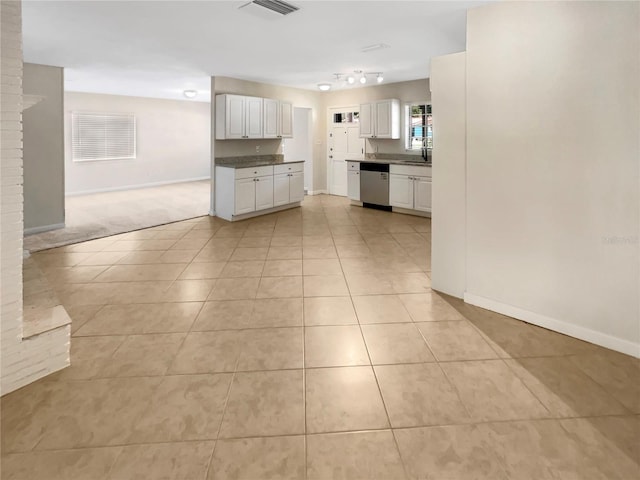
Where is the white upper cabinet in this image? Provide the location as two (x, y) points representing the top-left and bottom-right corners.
(359, 103), (375, 138)
(265, 100), (293, 139)
(280, 101), (293, 138)
(263, 98), (279, 138)
(359, 99), (400, 139)
(217, 94), (293, 140)
(216, 94), (263, 140)
(245, 97), (264, 138)
(224, 95), (245, 139)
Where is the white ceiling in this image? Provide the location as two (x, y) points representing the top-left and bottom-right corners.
(22, 0), (488, 102)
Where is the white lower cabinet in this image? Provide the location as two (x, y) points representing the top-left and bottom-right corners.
(234, 177), (257, 215)
(289, 171), (304, 203)
(234, 175), (273, 214)
(273, 163), (304, 206)
(413, 176), (432, 212)
(254, 176), (274, 211)
(274, 173), (291, 206)
(216, 163), (304, 221)
(389, 174), (414, 209)
(347, 162), (360, 201)
(389, 164), (432, 213)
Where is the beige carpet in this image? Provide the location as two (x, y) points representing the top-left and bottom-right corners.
(24, 180), (210, 252)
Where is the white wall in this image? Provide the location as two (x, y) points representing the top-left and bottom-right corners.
(284, 107), (313, 192)
(23, 63), (64, 233)
(65, 92), (211, 195)
(430, 52), (466, 298)
(462, 1), (639, 355)
(1, 0), (70, 396)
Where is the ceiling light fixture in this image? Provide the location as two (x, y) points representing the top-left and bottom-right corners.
(324, 71), (385, 89)
(183, 90), (198, 99)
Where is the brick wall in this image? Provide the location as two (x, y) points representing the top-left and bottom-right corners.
(1, 0), (70, 395)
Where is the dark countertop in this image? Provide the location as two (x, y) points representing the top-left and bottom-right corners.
(216, 158), (305, 169)
(346, 158), (432, 167)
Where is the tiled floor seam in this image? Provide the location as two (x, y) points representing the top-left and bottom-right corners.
(337, 243), (411, 480)
(203, 355), (242, 479)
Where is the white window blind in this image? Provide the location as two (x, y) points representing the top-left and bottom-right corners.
(72, 112), (136, 161)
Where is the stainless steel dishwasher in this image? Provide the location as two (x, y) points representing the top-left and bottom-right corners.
(360, 162), (390, 208)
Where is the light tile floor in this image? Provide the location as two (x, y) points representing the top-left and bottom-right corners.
(2, 195), (639, 479)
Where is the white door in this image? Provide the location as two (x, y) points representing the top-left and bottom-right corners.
(254, 175), (274, 210)
(375, 100), (392, 138)
(289, 171), (304, 203)
(347, 170), (360, 201)
(245, 97), (263, 138)
(263, 99), (279, 138)
(389, 174), (414, 209)
(273, 173), (290, 206)
(235, 177), (256, 214)
(280, 102), (293, 138)
(328, 107), (364, 197)
(226, 95), (245, 139)
(359, 103), (375, 138)
(414, 176), (432, 212)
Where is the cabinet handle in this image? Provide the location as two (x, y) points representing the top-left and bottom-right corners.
(256, 178), (260, 182)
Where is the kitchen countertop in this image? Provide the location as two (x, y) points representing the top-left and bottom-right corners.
(216, 157), (305, 169)
(346, 158), (432, 167)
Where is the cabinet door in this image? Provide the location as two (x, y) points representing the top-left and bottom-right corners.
(289, 171), (304, 203)
(263, 99), (279, 138)
(389, 174), (414, 209)
(413, 176), (432, 212)
(347, 170), (360, 201)
(279, 102), (293, 138)
(359, 103), (375, 138)
(226, 95), (245, 139)
(245, 97), (263, 138)
(273, 173), (290, 207)
(254, 175), (274, 210)
(375, 100), (392, 138)
(235, 177), (256, 215)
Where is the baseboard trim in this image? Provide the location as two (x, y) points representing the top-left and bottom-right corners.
(66, 176), (211, 196)
(307, 190), (328, 196)
(392, 206), (431, 218)
(463, 292), (640, 358)
(24, 223), (65, 236)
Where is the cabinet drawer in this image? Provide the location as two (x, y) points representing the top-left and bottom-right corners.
(347, 161), (360, 171)
(274, 162), (303, 175)
(235, 165), (274, 179)
(390, 164), (432, 178)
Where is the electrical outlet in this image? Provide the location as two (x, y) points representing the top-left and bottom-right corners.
(256, 145), (260, 153)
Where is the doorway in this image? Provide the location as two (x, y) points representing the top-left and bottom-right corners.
(283, 107), (313, 193)
(327, 107), (364, 196)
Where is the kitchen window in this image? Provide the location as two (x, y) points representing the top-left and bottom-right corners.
(72, 112), (136, 162)
(405, 102), (432, 151)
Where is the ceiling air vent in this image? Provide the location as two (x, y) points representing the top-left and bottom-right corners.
(240, 0), (299, 16)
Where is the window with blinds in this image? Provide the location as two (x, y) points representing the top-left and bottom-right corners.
(72, 112), (136, 162)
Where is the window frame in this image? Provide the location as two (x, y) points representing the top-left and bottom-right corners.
(404, 101), (432, 152)
(71, 111), (137, 162)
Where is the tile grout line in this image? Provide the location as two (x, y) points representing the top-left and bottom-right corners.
(335, 229), (412, 480)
